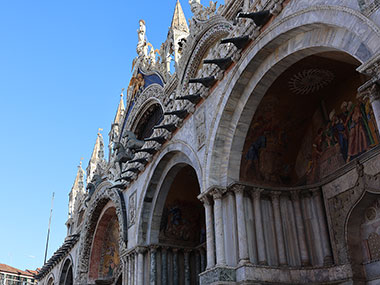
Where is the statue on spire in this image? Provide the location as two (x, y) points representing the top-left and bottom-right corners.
(137, 19), (148, 57)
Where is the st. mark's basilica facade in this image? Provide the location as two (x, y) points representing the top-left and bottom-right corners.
(35, 0), (380, 284)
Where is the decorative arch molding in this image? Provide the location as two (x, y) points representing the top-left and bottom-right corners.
(177, 15), (233, 92)
(59, 257), (73, 285)
(358, 0), (380, 15)
(136, 141), (202, 244)
(204, 5), (380, 189)
(46, 273), (55, 285)
(122, 84), (165, 135)
(75, 184), (128, 284)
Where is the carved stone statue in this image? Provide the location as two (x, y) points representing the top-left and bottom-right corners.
(85, 174), (103, 207)
(137, 19), (147, 57)
(113, 142), (134, 175)
(124, 131), (145, 150)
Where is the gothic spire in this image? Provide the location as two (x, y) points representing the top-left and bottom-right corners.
(114, 89), (125, 125)
(170, 0), (189, 33)
(86, 129), (105, 184)
(68, 159), (85, 219)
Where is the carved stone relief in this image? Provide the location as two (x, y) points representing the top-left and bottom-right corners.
(194, 107), (206, 149)
(128, 191), (137, 227)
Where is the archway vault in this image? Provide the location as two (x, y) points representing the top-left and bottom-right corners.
(75, 184), (128, 284)
(136, 141), (203, 245)
(205, 5), (380, 189)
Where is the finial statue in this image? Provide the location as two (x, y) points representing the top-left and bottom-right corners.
(137, 19), (147, 57)
(98, 128), (103, 135)
(121, 88), (125, 97)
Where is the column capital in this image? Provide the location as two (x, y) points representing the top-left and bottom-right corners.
(149, 245), (159, 252)
(231, 184), (245, 195)
(251, 188), (264, 199)
(198, 193), (212, 205)
(311, 188), (322, 198)
(211, 187), (225, 199)
(172, 247), (180, 253)
(136, 246), (147, 254)
(270, 191), (281, 205)
(290, 191), (300, 201)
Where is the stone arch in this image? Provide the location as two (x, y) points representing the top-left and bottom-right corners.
(46, 273), (55, 285)
(58, 257), (73, 285)
(136, 141), (202, 244)
(123, 84), (165, 135)
(205, 5), (380, 189)
(75, 184), (127, 284)
(177, 16), (233, 92)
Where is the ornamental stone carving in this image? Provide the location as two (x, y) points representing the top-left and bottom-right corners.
(128, 191), (137, 227)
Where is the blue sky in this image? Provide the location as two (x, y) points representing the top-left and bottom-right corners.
(0, 0), (202, 271)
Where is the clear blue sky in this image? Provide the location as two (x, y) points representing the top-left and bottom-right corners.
(0, 0), (205, 271)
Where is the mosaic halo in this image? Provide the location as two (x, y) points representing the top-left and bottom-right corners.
(289, 68), (335, 95)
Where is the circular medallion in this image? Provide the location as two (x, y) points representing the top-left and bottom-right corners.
(289, 69), (334, 95)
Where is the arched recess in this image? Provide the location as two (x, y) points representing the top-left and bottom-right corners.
(347, 190), (380, 283)
(137, 141), (203, 244)
(46, 274), (54, 285)
(75, 184), (128, 284)
(205, 5), (380, 189)
(137, 145), (205, 284)
(59, 258), (73, 285)
(122, 84), (165, 137)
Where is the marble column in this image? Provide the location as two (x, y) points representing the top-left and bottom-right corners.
(184, 249), (191, 285)
(137, 247), (146, 285)
(304, 192), (324, 265)
(128, 254), (133, 285)
(150, 246), (158, 285)
(212, 188), (226, 266)
(251, 189), (266, 265)
(195, 250), (200, 285)
(199, 194), (215, 269)
(161, 247), (168, 285)
(134, 252), (138, 285)
(233, 185), (250, 265)
(312, 190), (333, 265)
(271, 191), (287, 266)
(200, 247), (206, 272)
(291, 191), (309, 266)
(172, 248), (179, 285)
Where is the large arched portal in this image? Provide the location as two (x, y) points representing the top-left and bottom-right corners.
(240, 51), (378, 187)
(88, 204), (122, 284)
(138, 157), (206, 285)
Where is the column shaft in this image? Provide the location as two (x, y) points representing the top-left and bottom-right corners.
(252, 189), (266, 265)
(234, 186), (250, 264)
(271, 192), (286, 266)
(161, 247), (168, 285)
(173, 249), (179, 285)
(201, 196), (215, 269)
(184, 250), (191, 285)
(137, 250), (144, 285)
(213, 191), (226, 265)
(150, 247), (157, 285)
(291, 192), (309, 266)
(313, 190), (333, 265)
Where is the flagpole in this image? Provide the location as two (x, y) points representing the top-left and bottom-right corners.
(44, 192), (55, 264)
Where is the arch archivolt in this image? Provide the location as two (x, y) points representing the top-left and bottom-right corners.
(46, 273), (55, 285)
(75, 183), (128, 284)
(123, 84), (166, 135)
(204, 5), (380, 190)
(178, 16), (233, 93)
(136, 140), (202, 244)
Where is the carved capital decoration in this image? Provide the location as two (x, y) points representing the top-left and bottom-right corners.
(269, 191), (281, 206)
(231, 184), (245, 195)
(211, 187), (225, 200)
(251, 188), (264, 200)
